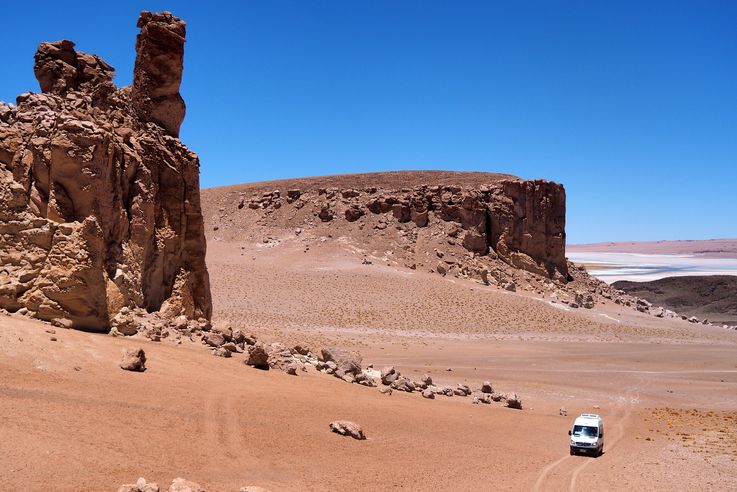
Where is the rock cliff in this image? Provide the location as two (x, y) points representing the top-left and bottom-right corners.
(203, 171), (568, 282)
(0, 11), (211, 331)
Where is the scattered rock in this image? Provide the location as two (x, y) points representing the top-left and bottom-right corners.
(422, 389), (435, 399)
(329, 420), (366, 440)
(120, 348), (146, 372)
(212, 347), (231, 358)
(117, 477), (160, 492)
(379, 386), (393, 396)
(506, 394), (523, 409)
(381, 366), (399, 385)
(244, 342), (269, 369)
(167, 478), (205, 492)
(481, 381), (493, 393)
(320, 347), (362, 377)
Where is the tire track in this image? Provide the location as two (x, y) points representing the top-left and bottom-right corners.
(533, 381), (641, 491)
(568, 405), (630, 490)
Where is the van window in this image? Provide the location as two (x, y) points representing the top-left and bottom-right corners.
(572, 425), (598, 437)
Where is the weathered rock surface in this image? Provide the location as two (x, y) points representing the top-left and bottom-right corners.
(120, 348), (146, 372)
(117, 477), (159, 492)
(319, 347), (362, 377)
(167, 478), (204, 492)
(329, 420), (366, 440)
(0, 11), (211, 331)
(244, 342), (269, 369)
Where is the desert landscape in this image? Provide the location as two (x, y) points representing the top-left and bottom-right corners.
(2, 8), (737, 492)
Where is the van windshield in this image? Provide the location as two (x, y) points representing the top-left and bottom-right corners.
(572, 425), (598, 437)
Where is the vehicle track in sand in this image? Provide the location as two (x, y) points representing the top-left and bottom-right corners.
(532, 382), (640, 491)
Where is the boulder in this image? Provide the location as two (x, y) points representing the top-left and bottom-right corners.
(329, 420), (366, 440)
(380, 366), (399, 385)
(286, 362), (299, 375)
(203, 332), (225, 347)
(212, 347), (231, 358)
(422, 389), (435, 399)
(481, 381), (493, 393)
(320, 347), (362, 376)
(244, 342), (269, 369)
(168, 478), (205, 492)
(344, 206), (364, 222)
(120, 348), (146, 372)
(506, 394), (523, 409)
(117, 477), (160, 492)
(390, 377), (415, 393)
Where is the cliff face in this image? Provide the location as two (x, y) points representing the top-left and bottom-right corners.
(0, 11), (211, 331)
(204, 172), (568, 282)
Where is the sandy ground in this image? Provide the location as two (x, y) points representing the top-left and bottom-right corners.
(2, 175), (737, 491)
(3, 232), (737, 491)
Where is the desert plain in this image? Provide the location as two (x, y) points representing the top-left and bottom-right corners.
(2, 177), (736, 491)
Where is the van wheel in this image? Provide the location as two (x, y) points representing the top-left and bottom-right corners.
(597, 446), (603, 457)
(570, 447), (575, 455)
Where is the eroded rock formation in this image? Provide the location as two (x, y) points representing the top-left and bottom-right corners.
(233, 178), (568, 280)
(0, 11), (211, 331)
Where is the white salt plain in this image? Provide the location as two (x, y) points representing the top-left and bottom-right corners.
(567, 252), (737, 283)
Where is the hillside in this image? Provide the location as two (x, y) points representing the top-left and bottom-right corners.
(613, 275), (737, 325)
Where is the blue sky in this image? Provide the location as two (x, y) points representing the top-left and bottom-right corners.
(2, 1), (735, 244)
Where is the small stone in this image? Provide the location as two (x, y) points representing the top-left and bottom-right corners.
(168, 478), (204, 492)
(120, 348), (146, 372)
(329, 420), (366, 440)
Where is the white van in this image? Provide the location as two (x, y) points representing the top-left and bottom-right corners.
(568, 413), (604, 456)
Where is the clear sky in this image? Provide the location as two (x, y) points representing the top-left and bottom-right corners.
(2, 1), (735, 244)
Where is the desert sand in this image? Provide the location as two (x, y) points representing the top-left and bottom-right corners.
(2, 176), (737, 491)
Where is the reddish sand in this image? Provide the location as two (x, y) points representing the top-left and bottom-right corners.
(2, 174), (737, 490)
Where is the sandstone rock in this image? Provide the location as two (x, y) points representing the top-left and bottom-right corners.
(203, 332), (225, 347)
(344, 206), (364, 222)
(501, 280), (516, 292)
(455, 384), (471, 396)
(318, 205), (334, 222)
(472, 391), (491, 404)
(0, 11), (211, 331)
(381, 366), (399, 385)
(575, 292), (595, 309)
(132, 12), (186, 137)
(117, 477), (160, 492)
(120, 348), (146, 372)
(481, 381), (493, 393)
(319, 347), (362, 376)
(286, 362), (299, 375)
(168, 478), (205, 492)
(650, 306), (665, 318)
(506, 394), (523, 409)
(329, 420), (366, 440)
(390, 377), (415, 393)
(354, 372), (377, 387)
(212, 347), (231, 358)
(292, 343), (310, 356)
(244, 342), (269, 369)
(267, 342), (294, 371)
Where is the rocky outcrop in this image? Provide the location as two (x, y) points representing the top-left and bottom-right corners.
(229, 179), (568, 281)
(0, 11), (211, 331)
(132, 11), (187, 137)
